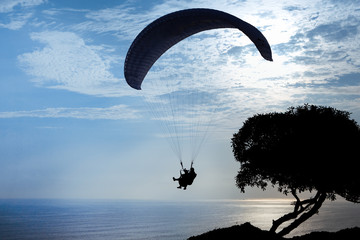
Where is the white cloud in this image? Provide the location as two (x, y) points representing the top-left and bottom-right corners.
(134, 0), (360, 134)
(18, 31), (130, 96)
(0, 0), (45, 30)
(0, 0), (45, 13)
(0, 11), (33, 30)
(14, 0), (360, 125)
(72, 5), (159, 40)
(71, 0), (263, 40)
(0, 105), (139, 120)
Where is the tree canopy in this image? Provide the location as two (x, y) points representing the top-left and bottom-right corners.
(231, 104), (360, 235)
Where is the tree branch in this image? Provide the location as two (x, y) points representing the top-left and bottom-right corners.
(269, 191), (321, 234)
(277, 191), (327, 237)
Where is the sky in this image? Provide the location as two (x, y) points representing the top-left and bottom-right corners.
(0, 0), (359, 201)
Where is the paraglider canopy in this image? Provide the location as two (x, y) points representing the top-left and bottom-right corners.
(124, 8), (272, 90)
(123, 8), (273, 169)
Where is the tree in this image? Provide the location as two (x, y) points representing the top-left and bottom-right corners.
(231, 104), (360, 236)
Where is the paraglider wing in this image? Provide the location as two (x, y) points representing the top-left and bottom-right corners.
(124, 8), (272, 90)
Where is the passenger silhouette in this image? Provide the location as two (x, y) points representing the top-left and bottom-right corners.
(187, 167), (197, 185)
(173, 167), (197, 190)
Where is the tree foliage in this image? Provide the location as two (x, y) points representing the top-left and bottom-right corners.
(231, 104), (360, 235)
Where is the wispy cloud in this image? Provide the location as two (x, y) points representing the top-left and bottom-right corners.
(122, 0), (360, 127)
(70, 0), (239, 40)
(0, 11), (33, 30)
(0, 0), (45, 13)
(12, 0), (360, 125)
(0, 0), (45, 30)
(17, 31), (130, 96)
(0, 105), (139, 120)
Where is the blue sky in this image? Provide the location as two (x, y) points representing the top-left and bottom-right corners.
(0, 0), (359, 200)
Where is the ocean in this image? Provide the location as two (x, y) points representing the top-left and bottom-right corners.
(0, 199), (359, 240)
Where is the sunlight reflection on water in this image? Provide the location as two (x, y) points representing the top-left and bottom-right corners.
(0, 199), (358, 239)
(211, 199), (359, 237)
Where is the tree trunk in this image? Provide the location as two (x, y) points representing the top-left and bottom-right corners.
(269, 208), (300, 233)
(269, 191), (327, 236)
(277, 191), (327, 237)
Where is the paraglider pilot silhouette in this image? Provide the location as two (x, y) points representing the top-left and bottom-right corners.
(173, 163), (197, 190)
(123, 9), (272, 189)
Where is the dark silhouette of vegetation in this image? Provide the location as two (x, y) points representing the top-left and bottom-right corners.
(231, 104), (360, 236)
(188, 222), (281, 240)
(188, 222), (360, 240)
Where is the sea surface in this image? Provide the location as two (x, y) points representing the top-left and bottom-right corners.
(0, 199), (359, 240)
